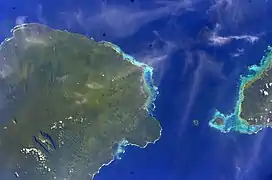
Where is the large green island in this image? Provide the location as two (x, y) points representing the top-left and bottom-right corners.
(0, 23), (161, 180)
(209, 46), (272, 134)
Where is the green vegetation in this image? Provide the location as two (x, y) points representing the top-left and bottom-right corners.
(0, 23), (161, 180)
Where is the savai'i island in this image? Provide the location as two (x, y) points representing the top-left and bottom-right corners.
(0, 23), (162, 180)
(209, 46), (272, 134)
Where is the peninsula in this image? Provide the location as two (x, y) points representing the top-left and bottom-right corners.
(0, 23), (161, 180)
(209, 46), (272, 134)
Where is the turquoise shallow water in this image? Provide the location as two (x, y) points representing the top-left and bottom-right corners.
(209, 47), (272, 134)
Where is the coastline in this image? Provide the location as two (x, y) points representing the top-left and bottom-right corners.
(92, 41), (162, 179)
(1, 23), (162, 179)
(209, 46), (272, 134)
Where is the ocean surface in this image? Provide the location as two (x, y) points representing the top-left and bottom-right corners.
(1, 0), (272, 180)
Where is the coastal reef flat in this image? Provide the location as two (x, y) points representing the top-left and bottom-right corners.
(0, 23), (161, 180)
(209, 46), (272, 134)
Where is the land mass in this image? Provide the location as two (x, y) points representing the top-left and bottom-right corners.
(0, 23), (161, 180)
(209, 46), (272, 134)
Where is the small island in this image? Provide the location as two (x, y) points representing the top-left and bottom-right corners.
(0, 23), (161, 180)
(209, 46), (272, 134)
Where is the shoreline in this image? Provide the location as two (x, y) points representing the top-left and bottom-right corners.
(1, 23), (162, 179)
(209, 46), (272, 134)
(92, 41), (162, 180)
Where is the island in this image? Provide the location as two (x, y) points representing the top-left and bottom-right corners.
(0, 23), (162, 180)
(209, 46), (272, 134)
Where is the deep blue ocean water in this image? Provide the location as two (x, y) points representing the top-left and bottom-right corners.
(2, 0), (272, 180)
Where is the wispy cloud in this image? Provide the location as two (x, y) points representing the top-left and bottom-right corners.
(134, 30), (178, 84)
(233, 130), (268, 180)
(58, 0), (196, 38)
(178, 50), (226, 136)
(36, 4), (47, 24)
(209, 34), (259, 46)
(230, 48), (244, 58)
(208, 0), (268, 30)
(15, 16), (28, 25)
(206, 24), (260, 46)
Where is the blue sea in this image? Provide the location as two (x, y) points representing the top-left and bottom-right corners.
(1, 0), (272, 180)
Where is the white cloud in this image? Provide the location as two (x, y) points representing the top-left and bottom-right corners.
(177, 50), (226, 136)
(230, 48), (244, 58)
(208, 0), (268, 29)
(58, 0), (196, 38)
(36, 4), (47, 24)
(233, 129), (268, 180)
(206, 24), (260, 46)
(209, 34), (259, 46)
(133, 30), (178, 85)
(15, 16), (27, 25)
